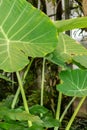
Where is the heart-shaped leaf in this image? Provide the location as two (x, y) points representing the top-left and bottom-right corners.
(57, 69), (87, 97)
(0, 0), (57, 72)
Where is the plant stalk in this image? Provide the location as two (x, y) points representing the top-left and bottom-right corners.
(54, 92), (62, 130)
(60, 96), (76, 122)
(11, 59), (34, 109)
(16, 71), (32, 127)
(65, 96), (86, 130)
(11, 87), (20, 109)
(56, 92), (62, 120)
(40, 58), (45, 106)
(23, 58), (34, 80)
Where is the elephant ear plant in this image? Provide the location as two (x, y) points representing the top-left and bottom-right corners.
(0, 0), (87, 129)
(52, 17), (87, 130)
(0, 0), (58, 129)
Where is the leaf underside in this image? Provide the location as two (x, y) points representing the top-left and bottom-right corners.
(46, 33), (87, 67)
(73, 55), (87, 68)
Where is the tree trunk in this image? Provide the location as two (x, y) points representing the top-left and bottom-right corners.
(64, 0), (70, 35)
(82, 0), (87, 16)
(56, 0), (62, 20)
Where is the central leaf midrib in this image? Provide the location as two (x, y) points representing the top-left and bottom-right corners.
(0, 27), (8, 40)
(0, 27), (11, 61)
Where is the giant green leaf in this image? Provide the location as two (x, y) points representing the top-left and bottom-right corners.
(46, 33), (87, 67)
(0, 0), (57, 72)
(57, 69), (87, 97)
(54, 17), (87, 32)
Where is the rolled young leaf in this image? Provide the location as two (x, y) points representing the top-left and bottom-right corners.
(54, 17), (87, 32)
